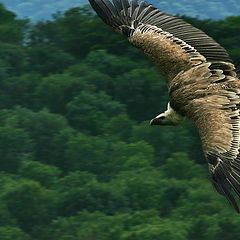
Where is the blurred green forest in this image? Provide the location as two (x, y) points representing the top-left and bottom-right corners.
(0, 3), (239, 240)
(1, 0), (240, 21)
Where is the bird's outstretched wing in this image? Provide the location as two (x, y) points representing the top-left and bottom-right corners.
(197, 91), (240, 212)
(89, 0), (232, 82)
(89, 0), (240, 211)
(169, 63), (240, 212)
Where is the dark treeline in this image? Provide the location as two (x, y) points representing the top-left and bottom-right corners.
(0, 3), (240, 239)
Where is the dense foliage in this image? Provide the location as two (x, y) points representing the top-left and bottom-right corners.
(0, 4), (239, 240)
(1, 0), (240, 21)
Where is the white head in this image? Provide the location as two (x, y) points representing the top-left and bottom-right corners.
(150, 103), (183, 126)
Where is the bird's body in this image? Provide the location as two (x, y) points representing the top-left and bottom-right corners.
(89, 0), (240, 212)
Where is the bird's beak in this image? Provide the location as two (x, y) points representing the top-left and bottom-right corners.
(150, 117), (160, 126)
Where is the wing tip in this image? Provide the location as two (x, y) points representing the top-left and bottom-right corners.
(211, 175), (240, 213)
(208, 153), (240, 213)
(89, 0), (142, 36)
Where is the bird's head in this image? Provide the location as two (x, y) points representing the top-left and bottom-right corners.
(150, 103), (184, 126)
(150, 113), (179, 126)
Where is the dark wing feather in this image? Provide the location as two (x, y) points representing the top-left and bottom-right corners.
(236, 61), (240, 79)
(89, 0), (232, 64)
(121, 0), (130, 16)
(129, 0), (138, 17)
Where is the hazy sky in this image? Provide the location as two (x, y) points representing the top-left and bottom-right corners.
(0, 0), (239, 21)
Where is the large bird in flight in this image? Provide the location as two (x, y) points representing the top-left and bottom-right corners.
(89, 0), (240, 212)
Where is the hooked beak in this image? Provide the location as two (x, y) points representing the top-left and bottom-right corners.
(150, 117), (161, 126)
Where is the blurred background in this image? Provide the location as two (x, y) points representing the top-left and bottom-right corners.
(0, 0), (239, 239)
(2, 0), (240, 21)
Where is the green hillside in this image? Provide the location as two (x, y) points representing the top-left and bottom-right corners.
(0, 0), (239, 21)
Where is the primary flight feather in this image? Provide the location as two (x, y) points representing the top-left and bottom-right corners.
(89, 0), (240, 212)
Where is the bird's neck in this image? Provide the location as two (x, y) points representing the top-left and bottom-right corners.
(164, 103), (184, 125)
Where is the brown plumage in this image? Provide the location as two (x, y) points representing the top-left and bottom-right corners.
(89, 0), (240, 212)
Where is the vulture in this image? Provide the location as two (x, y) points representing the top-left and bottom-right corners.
(89, 0), (240, 212)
